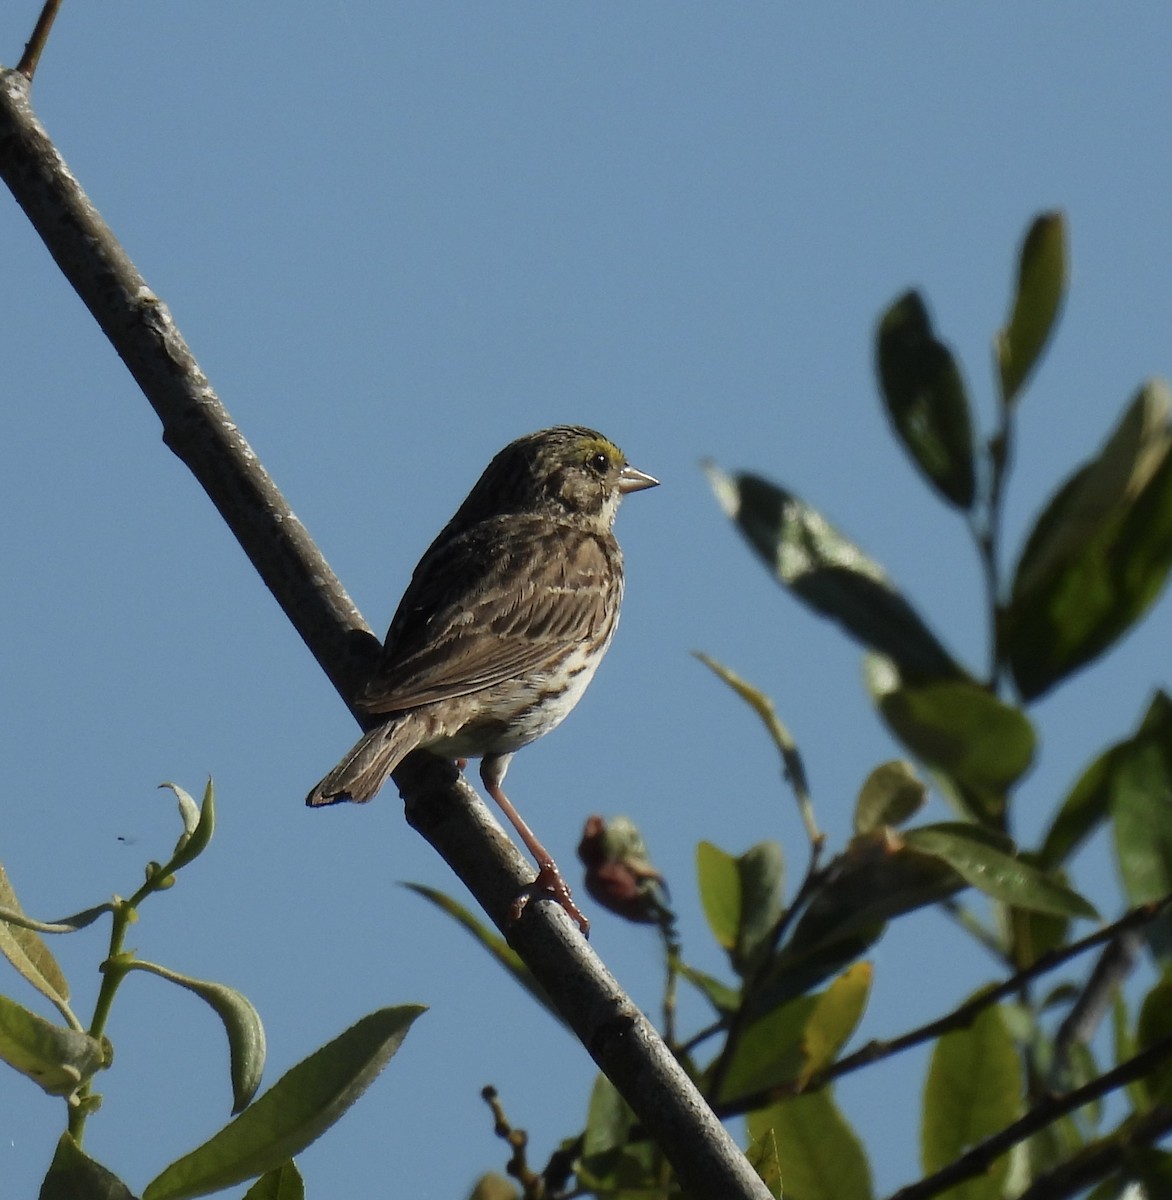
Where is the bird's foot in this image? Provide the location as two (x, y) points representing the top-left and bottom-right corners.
(509, 862), (591, 937)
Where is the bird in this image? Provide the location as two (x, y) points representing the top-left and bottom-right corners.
(306, 425), (658, 934)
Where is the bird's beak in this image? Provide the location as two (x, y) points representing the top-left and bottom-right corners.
(618, 465), (659, 494)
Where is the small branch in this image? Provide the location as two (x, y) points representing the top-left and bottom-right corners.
(882, 1035), (1172, 1200)
(15, 0), (62, 80)
(1014, 1104), (1172, 1200)
(717, 895), (1172, 1117)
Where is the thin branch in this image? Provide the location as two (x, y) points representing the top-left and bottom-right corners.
(1014, 1104), (1172, 1200)
(15, 0), (62, 80)
(717, 895), (1172, 1117)
(882, 1034), (1172, 1200)
(0, 68), (770, 1200)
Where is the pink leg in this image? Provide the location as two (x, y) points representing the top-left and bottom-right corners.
(480, 756), (590, 936)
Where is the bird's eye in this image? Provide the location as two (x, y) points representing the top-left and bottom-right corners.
(588, 451), (610, 473)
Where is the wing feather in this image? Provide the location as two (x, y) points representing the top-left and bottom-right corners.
(357, 515), (621, 714)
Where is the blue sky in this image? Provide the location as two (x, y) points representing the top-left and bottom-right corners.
(4, 5), (1172, 1197)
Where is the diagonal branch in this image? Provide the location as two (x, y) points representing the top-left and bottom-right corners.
(882, 1034), (1172, 1200)
(0, 65), (770, 1200)
(717, 894), (1172, 1118)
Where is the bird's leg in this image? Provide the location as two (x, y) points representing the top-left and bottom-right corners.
(480, 757), (590, 937)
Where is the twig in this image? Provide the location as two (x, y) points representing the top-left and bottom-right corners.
(1014, 1104), (1172, 1200)
(0, 69), (770, 1200)
(717, 895), (1172, 1117)
(882, 1034), (1172, 1200)
(15, 0), (62, 81)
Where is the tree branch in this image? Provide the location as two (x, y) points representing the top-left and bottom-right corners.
(717, 894), (1172, 1118)
(0, 66), (770, 1200)
(882, 1035), (1172, 1200)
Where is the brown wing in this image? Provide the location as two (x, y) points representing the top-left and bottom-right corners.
(357, 515), (622, 714)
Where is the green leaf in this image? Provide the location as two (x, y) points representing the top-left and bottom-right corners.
(854, 760), (928, 835)
(1112, 735), (1172, 962)
(1136, 971), (1172, 1108)
(922, 1001), (1021, 1199)
(125, 960), (266, 1113)
(39, 1134), (136, 1200)
(578, 1073), (655, 1192)
(734, 843), (785, 976)
(403, 884), (567, 1031)
(715, 993), (818, 1105)
(748, 1089), (874, 1200)
(0, 993), (106, 1102)
(697, 841), (741, 953)
(798, 962), (872, 1085)
(161, 779), (216, 874)
(673, 955), (741, 1014)
(706, 465), (960, 680)
(0, 863), (74, 1024)
(720, 964), (871, 1105)
(904, 823), (1097, 918)
(876, 290), (976, 509)
(744, 1125), (784, 1199)
(697, 838), (784, 976)
(1041, 690), (1172, 869)
(142, 1005), (424, 1200)
(866, 656), (1035, 816)
(1008, 382), (1172, 700)
(996, 211), (1068, 404)
(242, 1162), (304, 1200)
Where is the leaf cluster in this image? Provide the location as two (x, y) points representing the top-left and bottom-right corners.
(0, 781), (425, 1199)
(437, 214), (1172, 1200)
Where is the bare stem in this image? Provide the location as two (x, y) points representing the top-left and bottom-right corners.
(15, 0), (62, 80)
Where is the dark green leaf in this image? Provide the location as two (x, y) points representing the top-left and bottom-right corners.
(1111, 737), (1172, 963)
(747, 1089), (874, 1200)
(1136, 971), (1172, 1107)
(706, 465), (960, 680)
(877, 290), (976, 508)
(403, 885), (566, 1030)
(867, 656), (1035, 815)
(126, 960), (266, 1113)
(904, 823), (1097, 918)
(996, 211), (1068, 404)
(242, 1161), (304, 1200)
(0, 993), (106, 1102)
(1008, 383), (1172, 700)
(854, 760), (927, 835)
(759, 842), (961, 1010)
(578, 1073), (655, 1191)
(734, 842), (785, 976)
(142, 1005), (424, 1200)
(1041, 690), (1172, 869)
(922, 1001), (1021, 1198)
(39, 1134), (136, 1200)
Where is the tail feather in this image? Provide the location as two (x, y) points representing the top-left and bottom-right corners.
(305, 718), (423, 806)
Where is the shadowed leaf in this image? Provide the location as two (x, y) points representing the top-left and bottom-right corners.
(706, 465), (960, 681)
(877, 290), (976, 508)
(854, 760), (927, 835)
(39, 1134), (135, 1200)
(1008, 383), (1172, 700)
